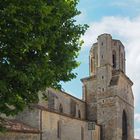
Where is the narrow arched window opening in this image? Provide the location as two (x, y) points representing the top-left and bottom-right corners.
(59, 104), (63, 113)
(57, 121), (61, 138)
(122, 110), (128, 140)
(112, 51), (116, 68)
(121, 53), (124, 71)
(78, 110), (81, 118)
(91, 58), (93, 73)
(81, 127), (84, 140)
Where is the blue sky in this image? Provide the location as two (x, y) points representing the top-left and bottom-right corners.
(62, 0), (140, 138)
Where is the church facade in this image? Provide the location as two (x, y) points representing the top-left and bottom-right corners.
(0, 34), (134, 140)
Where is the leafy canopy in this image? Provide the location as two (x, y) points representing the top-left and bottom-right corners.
(0, 0), (88, 118)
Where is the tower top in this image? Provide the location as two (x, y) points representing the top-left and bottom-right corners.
(89, 33), (125, 76)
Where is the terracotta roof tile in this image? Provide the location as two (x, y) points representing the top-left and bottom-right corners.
(4, 119), (40, 133)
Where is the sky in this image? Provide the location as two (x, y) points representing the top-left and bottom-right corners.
(62, 0), (140, 139)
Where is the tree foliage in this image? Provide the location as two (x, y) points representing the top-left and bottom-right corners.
(0, 0), (88, 118)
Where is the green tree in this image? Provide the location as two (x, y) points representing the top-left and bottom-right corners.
(0, 0), (88, 120)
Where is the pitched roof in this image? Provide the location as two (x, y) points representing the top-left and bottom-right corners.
(4, 119), (40, 134)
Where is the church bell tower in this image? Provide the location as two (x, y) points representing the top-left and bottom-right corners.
(81, 34), (134, 140)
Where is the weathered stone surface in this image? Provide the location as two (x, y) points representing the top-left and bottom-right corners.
(82, 33), (134, 140)
(41, 110), (100, 140)
(0, 132), (39, 140)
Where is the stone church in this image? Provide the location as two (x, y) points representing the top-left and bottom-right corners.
(0, 34), (134, 140)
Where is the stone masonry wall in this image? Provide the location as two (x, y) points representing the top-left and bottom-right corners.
(0, 132), (39, 140)
(41, 110), (100, 140)
(39, 88), (86, 120)
(16, 108), (40, 129)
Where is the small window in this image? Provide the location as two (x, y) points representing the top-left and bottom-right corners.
(102, 55), (104, 59)
(91, 58), (93, 72)
(81, 127), (84, 140)
(121, 53), (124, 70)
(102, 88), (104, 92)
(101, 42), (103, 46)
(78, 110), (81, 118)
(112, 50), (116, 68)
(70, 99), (76, 117)
(57, 121), (61, 138)
(102, 76), (104, 79)
(59, 104), (63, 113)
(122, 111), (128, 139)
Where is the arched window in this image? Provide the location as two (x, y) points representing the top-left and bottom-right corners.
(59, 104), (63, 113)
(57, 121), (61, 138)
(78, 110), (81, 118)
(122, 110), (127, 140)
(91, 58), (93, 73)
(121, 53), (124, 71)
(70, 99), (76, 117)
(81, 127), (84, 140)
(112, 50), (116, 68)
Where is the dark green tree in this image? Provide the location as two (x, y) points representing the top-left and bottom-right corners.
(0, 0), (88, 120)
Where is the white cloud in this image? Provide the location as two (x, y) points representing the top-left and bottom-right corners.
(82, 16), (140, 106)
(135, 114), (140, 123)
(135, 128), (140, 139)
